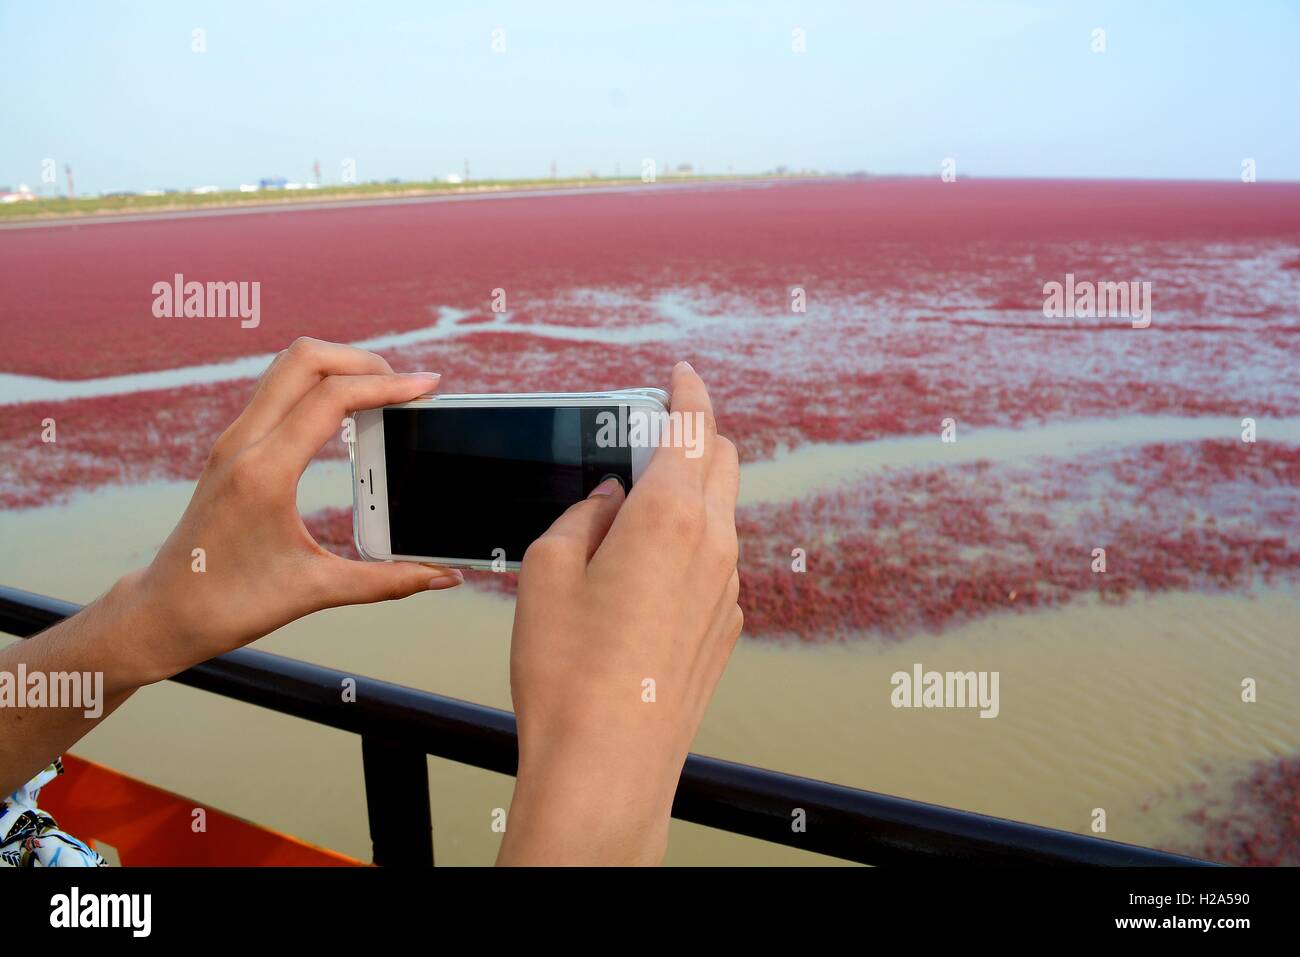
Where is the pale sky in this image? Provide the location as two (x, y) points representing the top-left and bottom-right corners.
(2, 0), (1297, 194)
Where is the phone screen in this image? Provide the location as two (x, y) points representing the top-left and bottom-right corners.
(382, 406), (633, 562)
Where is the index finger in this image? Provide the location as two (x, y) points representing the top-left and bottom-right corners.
(261, 372), (441, 480)
(230, 337), (395, 446)
(641, 360), (717, 489)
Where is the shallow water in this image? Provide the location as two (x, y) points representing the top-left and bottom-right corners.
(13, 409), (1278, 516)
(0, 307), (468, 404)
(740, 414), (1300, 504)
(2, 470), (1294, 864)
(0, 291), (800, 405)
(2, 179), (1296, 863)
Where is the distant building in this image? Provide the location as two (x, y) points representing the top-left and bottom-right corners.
(0, 184), (36, 204)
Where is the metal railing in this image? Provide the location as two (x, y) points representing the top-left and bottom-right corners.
(0, 584), (1215, 866)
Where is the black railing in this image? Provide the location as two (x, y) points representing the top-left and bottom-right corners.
(0, 585), (1216, 866)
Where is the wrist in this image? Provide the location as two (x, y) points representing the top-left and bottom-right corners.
(93, 569), (180, 691)
(500, 778), (671, 866)
(499, 741), (683, 865)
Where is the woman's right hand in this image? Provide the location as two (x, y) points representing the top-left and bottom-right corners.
(498, 361), (742, 866)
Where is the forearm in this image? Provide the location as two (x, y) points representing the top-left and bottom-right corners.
(0, 572), (160, 795)
(497, 732), (685, 866)
(498, 779), (671, 866)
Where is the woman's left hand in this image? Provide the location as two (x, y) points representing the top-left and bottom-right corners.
(120, 337), (462, 685)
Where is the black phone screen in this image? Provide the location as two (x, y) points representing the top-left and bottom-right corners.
(382, 405), (633, 562)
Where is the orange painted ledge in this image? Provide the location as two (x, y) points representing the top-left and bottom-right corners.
(36, 753), (364, 867)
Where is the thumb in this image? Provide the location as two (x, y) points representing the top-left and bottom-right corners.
(318, 554), (464, 607)
(534, 476), (627, 567)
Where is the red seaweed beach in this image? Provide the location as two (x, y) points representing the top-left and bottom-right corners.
(2, 178), (1298, 863)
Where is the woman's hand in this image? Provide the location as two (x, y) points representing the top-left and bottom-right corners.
(0, 338), (462, 795)
(499, 361), (742, 866)
(117, 337), (462, 686)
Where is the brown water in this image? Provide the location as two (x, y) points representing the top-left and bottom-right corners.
(2, 463), (1296, 865)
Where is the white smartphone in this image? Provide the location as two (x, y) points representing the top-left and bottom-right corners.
(350, 390), (668, 570)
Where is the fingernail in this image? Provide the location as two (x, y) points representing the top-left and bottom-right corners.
(428, 569), (464, 589)
(675, 360), (695, 375)
(402, 372), (441, 381)
(588, 476), (623, 498)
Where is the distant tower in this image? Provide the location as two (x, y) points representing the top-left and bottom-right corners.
(65, 164), (75, 199)
(463, 159), (470, 183)
(312, 159), (321, 185)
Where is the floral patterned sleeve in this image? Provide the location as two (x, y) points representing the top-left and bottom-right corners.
(0, 758), (107, 867)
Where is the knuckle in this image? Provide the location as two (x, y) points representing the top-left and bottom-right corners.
(724, 570), (741, 606)
(205, 430), (236, 469)
(715, 434), (739, 469)
(287, 336), (323, 360)
(638, 488), (705, 538)
(260, 349), (289, 381)
(226, 453), (260, 496)
(317, 374), (350, 404)
(522, 534), (574, 571)
(286, 335), (327, 366)
(560, 496), (595, 519)
(708, 527), (739, 570)
(378, 575), (409, 603)
(225, 449), (275, 500)
(665, 496), (706, 537)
